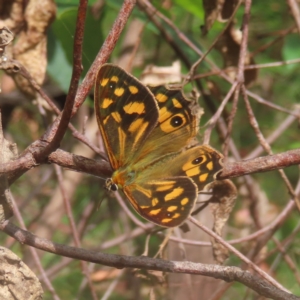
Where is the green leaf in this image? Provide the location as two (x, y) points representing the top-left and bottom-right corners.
(173, 0), (203, 19)
(47, 28), (73, 92)
(47, 7), (104, 92)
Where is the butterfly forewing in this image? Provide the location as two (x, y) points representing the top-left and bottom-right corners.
(132, 86), (201, 169)
(95, 64), (159, 169)
(123, 177), (197, 227)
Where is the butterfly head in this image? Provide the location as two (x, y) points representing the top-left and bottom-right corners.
(105, 167), (137, 191)
(105, 178), (118, 191)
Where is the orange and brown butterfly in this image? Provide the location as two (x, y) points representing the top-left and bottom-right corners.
(94, 64), (223, 227)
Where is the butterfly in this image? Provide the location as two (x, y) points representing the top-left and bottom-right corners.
(94, 64), (223, 227)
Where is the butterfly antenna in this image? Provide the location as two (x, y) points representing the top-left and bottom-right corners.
(191, 201), (210, 216)
(96, 197), (104, 210)
(192, 190), (214, 215)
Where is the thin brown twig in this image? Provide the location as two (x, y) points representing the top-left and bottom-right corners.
(36, 223), (154, 281)
(138, 0), (300, 130)
(115, 192), (149, 229)
(250, 26), (296, 58)
(188, 216), (288, 292)
(244, 58), (300, 69)
(187, 1), (242, 82)
(2, 57), (104, 156)
(97, 223), (155, 250)
(169, 199), (295, 247)
(246, 89), (300, 117)
(10, 194), (60, 300)
(138, 0), (300, 123)
(270, 237), (300, 284)
(77, 201), (99, 238)
(245, 107), (300, 159)
(39, 0), (87, 160)
(241, 85), (300, 210)
(73, 0), (137, 111)
(286, 0), (300, 34)
(222, 86), (240, 159)
(222, 0), (252, 158)
(0, 220), (298, 300)
(136, 0), (192, 68)
(192, 58), (300, 79)
(256, 220), (300, 274)
(0, 0), (137, 185)
(54, 165), (98, 300)
(1, 146), (300, 185)
(203, 82), (239, 144)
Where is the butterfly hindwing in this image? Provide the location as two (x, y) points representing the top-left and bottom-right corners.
(123, 177), (197, 227)
(166, 145), (224, 191)
(95, 64), (159, 169)
(118, 144), (223, 227)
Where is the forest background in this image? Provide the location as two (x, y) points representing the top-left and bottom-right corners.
(0, 0), (300, 299)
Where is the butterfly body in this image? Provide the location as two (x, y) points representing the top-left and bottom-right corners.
(95, 64), (223, 227)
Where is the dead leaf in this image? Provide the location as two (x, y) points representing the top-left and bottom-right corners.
(90, 268), (122, 281)
(202, 0), (239, 35)
(209, 179), (237, 264)
(220, 0), (240, 21)
(140, 61), (182, 86)
(215, 22), (258, 86)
